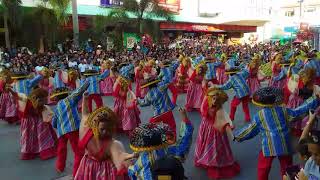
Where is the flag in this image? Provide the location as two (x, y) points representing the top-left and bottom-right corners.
(123, 33), (140, 50)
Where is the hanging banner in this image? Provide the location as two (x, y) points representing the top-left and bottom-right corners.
(158, 0), (180, 14)
(123, 33), (140, 50)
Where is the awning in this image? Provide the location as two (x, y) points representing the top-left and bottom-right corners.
(160, 22), (256, 33)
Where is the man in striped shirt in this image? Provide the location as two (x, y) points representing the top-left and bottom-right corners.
(51, 81), (89, 176)
(205, 59), (221, 84)
(80, 69), (109, 112)
(51, 70), (66, 89)
(137, 79), (176, 134)
(216, 68), (251, 122)
(13, 74), (43, 96)
(234, 87), (320, 180)
(158, 61), (178, 105)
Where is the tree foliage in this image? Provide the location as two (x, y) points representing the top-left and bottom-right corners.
(47, 0), (71, 25)
(108, 0), (173, 35)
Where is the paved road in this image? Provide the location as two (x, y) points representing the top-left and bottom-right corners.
(0, 88), (301, 180)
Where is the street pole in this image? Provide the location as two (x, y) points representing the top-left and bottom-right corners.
(72, 0), (79, 49)
(298, 0), (303, 18)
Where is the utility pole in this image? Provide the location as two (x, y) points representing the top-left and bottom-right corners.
(72, 0), (79, 49)
(298, 0), (304, 18)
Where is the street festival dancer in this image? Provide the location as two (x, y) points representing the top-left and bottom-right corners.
(113, 63), (141, 135)
(137, 77), (177, 135)
(12, 71), (43, 96)
(76, 95), (135, 180)
(80, 68), (110, 112)
(234, 87), (320, 180)
(51, 81), (89, 176)
(15, 87), (57, 160)
(100, 60), (116, 96)
(195, 88), (240, 179)
(128, 108), (193, 180)
(158, 60), (179, 105)
(185, 60), (207, 112)
(215, 66), (251, 122)
(0, 70), (19, 124)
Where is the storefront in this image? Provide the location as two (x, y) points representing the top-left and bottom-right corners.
(159, 22), (257, 39)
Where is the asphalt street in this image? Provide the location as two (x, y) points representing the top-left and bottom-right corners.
(0, 86), (301, 180)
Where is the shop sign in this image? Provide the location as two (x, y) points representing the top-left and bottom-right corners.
(300, 23), (309, 31)
(158, 0), (180, 14)
(100, 0), (123, 7)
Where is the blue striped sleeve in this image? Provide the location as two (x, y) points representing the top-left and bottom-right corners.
(287, 96), (319, 120)
(168, 121), (193, 160)
(70, 80), (90, 103)
(273, 68), (287, 81)
(98, 69), (110, 80)
(240, 69), (250, 79)
(28, 75), (43, 88)
(137, 93), (151, 107)
(51, 110), (58, 129)
(218, 78), (233, 90)
(235, 114), (260, 142)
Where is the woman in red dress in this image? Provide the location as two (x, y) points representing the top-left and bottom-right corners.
(16, 87), (57, 160)
(176, 57), (191, 93)
(113, 64), (140, 135)
(286, 68), (316, 136)
(100, 60), (116, 96)
(185, 61), (207, 112)
(76, 94), (135, 180)
(217, 53), (228, 85)
(38, 68), (54, 105)
(247, 55), (262, 96)
(195, 88), (240, 179)
(269, 54), (286, 88)
(134, 61), (145, 98)
(0, 70), (18, 124)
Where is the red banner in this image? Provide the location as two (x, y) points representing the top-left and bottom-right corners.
(63, 17), (89, 31)
(158, 0), (180, 14)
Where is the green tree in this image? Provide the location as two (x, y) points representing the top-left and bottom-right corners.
(48, 0), (70, 25)
(0, 0), (22, 49)
(33, 1), (58, 52)
(110, 0), (173, 35)
(32, 0), (70, 52)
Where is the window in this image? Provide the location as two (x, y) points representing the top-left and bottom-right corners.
(305, 7), (316, 13)
(285, 10), (295, 17)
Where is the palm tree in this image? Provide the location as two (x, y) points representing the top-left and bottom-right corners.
(110, 0), (173, 35)
(33, 1), (58, 52)
(32, 0), (70, 52)
(48, 0), (70, 25)
(0, 0), (22, 49)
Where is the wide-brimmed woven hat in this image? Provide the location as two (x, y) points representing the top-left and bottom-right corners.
(129, 123), (175, 152)
(225, 67), (240, 75)
(141, 77), (161, 89)
(252, 87), (284, 107)
(11, 71), (30, 80)
(82, 69), (100, 77)
(50, 87), (70, 100)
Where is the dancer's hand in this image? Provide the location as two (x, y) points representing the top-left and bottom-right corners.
(81, 92), (90, 121)
(179, 107), (190, 124)
(308, 109), (317, 125)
